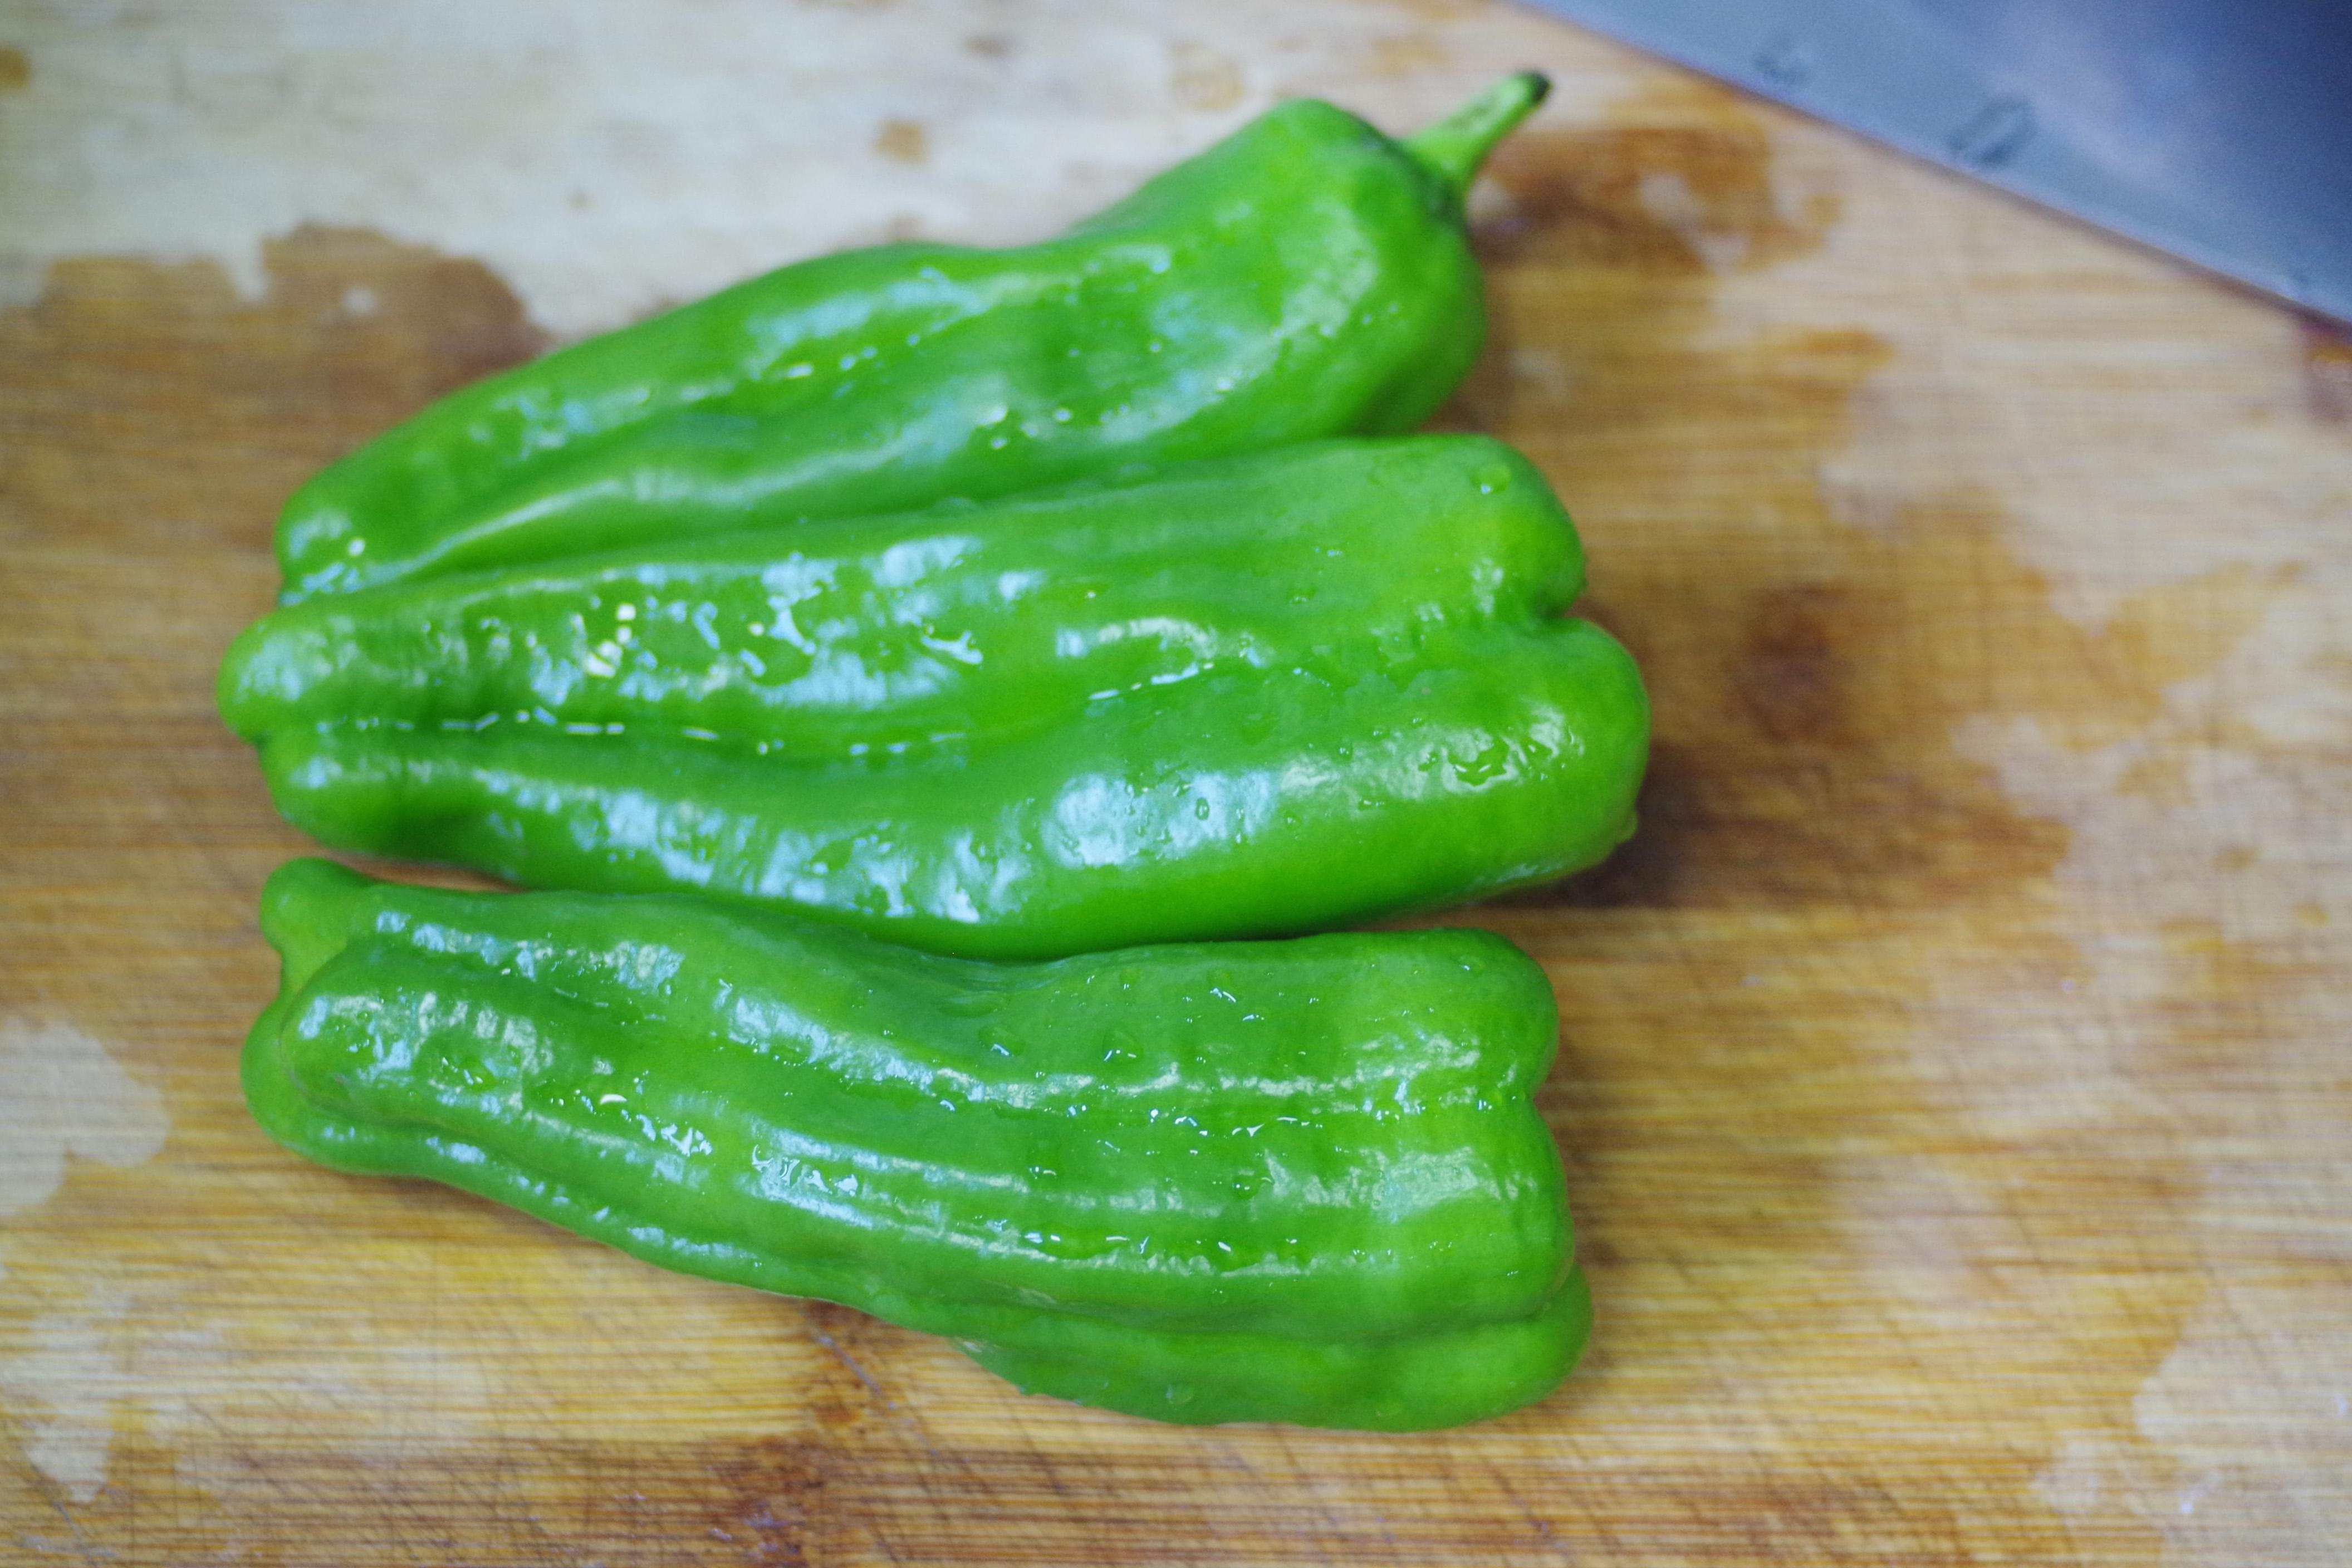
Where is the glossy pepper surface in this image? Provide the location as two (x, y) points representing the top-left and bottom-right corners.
(245, 858), (1589, 1429)
(221, 435), (1650, 960)
(275, 74), (1550, 602)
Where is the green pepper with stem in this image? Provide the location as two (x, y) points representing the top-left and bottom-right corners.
(222, 435), (1649, 961)
(275, 74), (1550, 602)
(245, 857), (1589, 1430)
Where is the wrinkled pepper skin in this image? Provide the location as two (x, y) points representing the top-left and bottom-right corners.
(222, 436), (1650, 961)
(275, 75), (1550, 602)
(246, 858), (1589, 1429)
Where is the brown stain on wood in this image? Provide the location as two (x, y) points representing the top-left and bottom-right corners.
(2305, 320), (2352, 425)
(1365, 33), (1448, 77)
(1168, 41), (1245, 112)
(0, 47), (29, 91)
(872, 118), (928, 165)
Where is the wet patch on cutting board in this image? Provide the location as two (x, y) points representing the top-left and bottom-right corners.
(1, 226), (544, 574)
(1458, 89), (2061, 914)
(1446, 77), (2281, 1564)
(1458, 82), (2292, 919)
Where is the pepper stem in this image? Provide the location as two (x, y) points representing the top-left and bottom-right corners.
(1405, 71), (1551, 197)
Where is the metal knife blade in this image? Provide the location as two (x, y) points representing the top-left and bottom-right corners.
(1515, 0), (2352, 325)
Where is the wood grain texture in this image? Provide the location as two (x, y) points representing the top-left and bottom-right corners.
(4, 2), (2349, 1562)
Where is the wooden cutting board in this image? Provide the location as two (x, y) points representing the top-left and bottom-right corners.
(4, 2), (2348, 1562)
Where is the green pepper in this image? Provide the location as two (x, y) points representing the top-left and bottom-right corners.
(273, 74), (1550, 602)
(222, 435), (1649, 961)
(245, 857), (1588, 1429)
